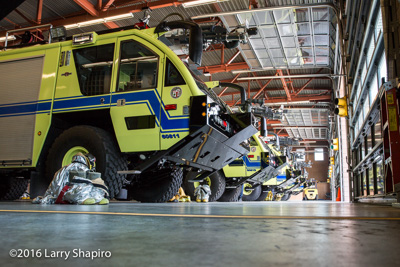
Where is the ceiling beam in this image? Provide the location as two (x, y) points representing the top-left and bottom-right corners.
(252, 79), (273, 99)
(15, 9), (37, 26)
(264, 106), (331, 109)
(73, 0), (99, 17)
(273, 126), (329, 129)
(36, 0), (43, 24)
(39, 0), (186, 28)
(277, 69), (292, 101)
(285, 70), (296, 97)
(226, 50), (241, 65)
(102, 0), (115, 11)
(237, 74), (334, 81)
(223, 95), (331, 105)
(294, 68), (325, 96)
(205, 43), (224, 52)
(212, 2), (223, 12)
(266, 120), (283, 124)
(4, 18), (20, 28)
(218, 88), (331, 97)
(198, 62), (249, 74)
(251, 71), (276, 99)
(249, 0), (259, 8)
(277, 129), (284, 135)
(263, 95), (332, 104)
(103, 21), (120, 29)
(219, 77), (331, 83)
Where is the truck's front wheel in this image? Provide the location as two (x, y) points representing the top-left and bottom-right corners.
(45, 126), (127, 199)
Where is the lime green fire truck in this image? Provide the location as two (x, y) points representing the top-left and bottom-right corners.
(183, 131), (289, 202)
(0, 21), (258, 202)
(304, 178), (318, 200)
(270, 175), (307, 201)
(255, 151), (311, 201)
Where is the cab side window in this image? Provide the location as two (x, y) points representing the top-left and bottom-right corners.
(249, 137), (258, 146)
(73, 43), (114, 96)
(165, 58), (185, 86)
(118, 41), (158, 91)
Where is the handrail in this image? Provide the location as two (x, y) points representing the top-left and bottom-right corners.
(4, 24), (53, 49)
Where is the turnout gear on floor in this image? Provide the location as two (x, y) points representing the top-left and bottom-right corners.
(169, 187), (191, 202)
(264, 191), (274, 201)
(60, 177), (109, 205)
(194, 185), (211, 202)
(32, 153), (109, 205)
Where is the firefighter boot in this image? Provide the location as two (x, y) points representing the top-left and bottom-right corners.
(82, 198), (96, 205)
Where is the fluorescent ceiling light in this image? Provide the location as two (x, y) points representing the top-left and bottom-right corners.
(237, 74), (333, 80)
(182, 0), (228, 8)
(231, 68), (274, 74)
(64, 13), (134, 30)
(0, 35), (16, 42)
(231, 67), (332, 74)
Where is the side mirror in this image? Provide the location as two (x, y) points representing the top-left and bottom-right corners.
(155, 21), (203, 66)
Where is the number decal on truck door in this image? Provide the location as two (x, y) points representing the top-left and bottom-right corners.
(162, 134), (180, 139)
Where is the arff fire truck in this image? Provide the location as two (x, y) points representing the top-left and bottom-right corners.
(0, 20), (258, 202)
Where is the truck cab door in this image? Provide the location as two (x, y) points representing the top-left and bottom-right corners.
(159, 57), (191, 150)
(54, 41), (115, 112)
(110, 37), (163, 152)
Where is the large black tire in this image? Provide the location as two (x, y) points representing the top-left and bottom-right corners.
(183, 171), (226, 202)
(218, 186), (242, 202)
(281, 193), (292, 201)
(242, 183), (262, 201)
(0, 177), (28, 200)
(256, 187), (270, 201)
(130, 167), (183, 203)
(45, 126), (127, 199)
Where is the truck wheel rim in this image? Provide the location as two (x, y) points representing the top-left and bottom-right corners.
(243, 183), (253, 196)
(194, 177), (211, 188)
(62, 146), (89, 167)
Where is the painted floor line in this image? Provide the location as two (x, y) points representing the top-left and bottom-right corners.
(1, 209), (400, 220)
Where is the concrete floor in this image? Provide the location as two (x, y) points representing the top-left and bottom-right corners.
(1, 201), (400, 267)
